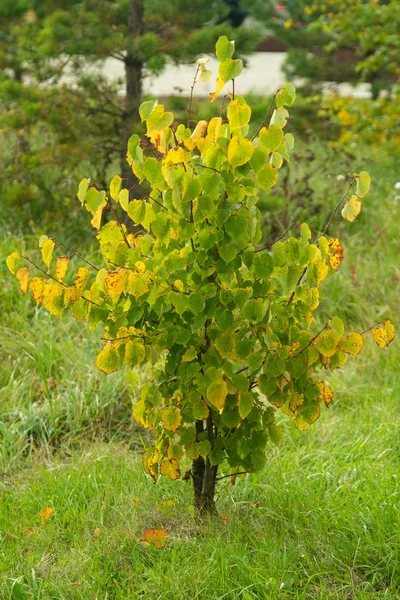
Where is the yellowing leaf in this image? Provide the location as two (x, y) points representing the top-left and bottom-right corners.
(6, 251), (21, 274)
(105, 270), (126, 302)
(227, 136), (254, 167)
(310, 259), (329, 285)
(42, 282), (64, 316)
(259, 125), (284, 152)
(96, 343), (120, 374)
(227, 99), (251, 131)
(74, 267), (90, 294)
(141, 529), (168, 548)
(146, 104), (174, 134)
(41, 239), (55, 269)
(40, 506), (53, 524)
(372, 320), (395, 349)
(341, 195), (361, 222)
(125, 339), (145, 366)
(206, 380), (228, 411)
(55, 256), (69, 282)
(29, 277), (45, 304)
(162, 406), (182, 431)
(328, 238), (344, 270)
(316, 329), (340, 357)
(160, 458), (181, 480)
(356, 171), (371, 198)
(317, 381), (333, 407)
(338, 332), (364, 355)
(158, 499), (175, 512)
(16, 267), (29, 295)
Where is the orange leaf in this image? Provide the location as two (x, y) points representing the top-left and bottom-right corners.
(141, 529), (168, 548)
(40, 506), (53, 524)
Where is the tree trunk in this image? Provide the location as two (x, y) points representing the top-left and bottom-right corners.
(192, 416), (218, 515)
(120, 0), (143, 187)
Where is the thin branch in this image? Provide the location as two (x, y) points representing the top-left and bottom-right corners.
(320, 177), (356, 238)
(251, 89), (281, 142)
(107, 203), (131, 248)
(255, 217), (299, 253)
(232, 78), (235, 101)
(50, 238), (99, 271)
(216, 471), (249, 482)
(360, 322), (384, 335)
(188, 66), (200, 128)
(292, 324), (328, 358)
(20, 255), (98, 306)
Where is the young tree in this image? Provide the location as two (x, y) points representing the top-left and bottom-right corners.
(8, 37), (395, 514)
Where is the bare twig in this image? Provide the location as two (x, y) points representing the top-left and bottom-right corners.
(255, 217), (299, 253)
(320, 177), (356, 239)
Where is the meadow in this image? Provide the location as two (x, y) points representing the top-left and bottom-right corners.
(0, 122), (399, 598)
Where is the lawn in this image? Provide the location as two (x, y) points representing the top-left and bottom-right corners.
(1, 138), (398, 598)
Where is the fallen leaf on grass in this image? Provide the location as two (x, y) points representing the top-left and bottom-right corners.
(141, 529), (168, 548)
(40, 507), (53, 524)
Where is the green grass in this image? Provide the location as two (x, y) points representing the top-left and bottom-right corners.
(0, 136), (399, 598)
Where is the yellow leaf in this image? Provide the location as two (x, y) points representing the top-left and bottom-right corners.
(372, 320), (395, 349)
(135, 261), (146, 273)
(6, 251), (21, 274)
(158, 499), (175, 512)
(317, 381), (333, 407)
(55, 256), (69, 282)
(209, 77), (225, 102)
(41, 239), (55, 269)
(105, 269), (126, 301)
(74, 267), (90, 295)
(93, 527), (101, 539)
(191, 120), (208, 140)
(40, 506), (53, 524)
(338, 332), (364, 355)
(328, 238), (344, 270)
(141, 529), (168, 548)
(16, 267), (29, 295)
(42, 282), (64, 316)
(91, 205), (103, 230)
(160, 458), (181, 480)
(220, 513), (230, 521)
(29, 277), (45, 304)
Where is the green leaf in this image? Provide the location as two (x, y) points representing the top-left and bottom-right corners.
(110, 175), (122, 201)
(270, 108), (289, 128)
(216, 36), (235, 62)
(189, 291), (205, 314)
(265, 354), (285, 377)
(259, 125), (284, 152)
(206, 380), (228, 411)
(85, 188), (106, 213)
(219, 58), (243, 83)
(215, 331), (235, 357)
(218, 242), (237, 263)
(77, 178), (90, 204)
(356, 171), (371, 198)
(250, 146), (268, 173)
(228, 98), (251, 131)
(275, 83), (296, 108)
(242, 299), (267, 322)
(227, 136), (253, 167)
(238, 392), (253, 419)
(139, 99), (158, 122)
(257, 164), (279, 190)
(192, 400), (209, 419)
(317, 329), (340, 357)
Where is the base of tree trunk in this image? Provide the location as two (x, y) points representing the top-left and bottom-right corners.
(192, 455), (218, 515)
